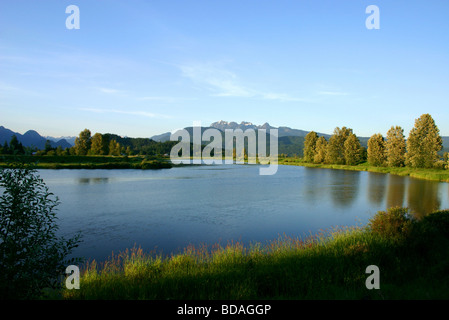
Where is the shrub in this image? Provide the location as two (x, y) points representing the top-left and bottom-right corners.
(0, 165), (82, 299)
(367, 207), (414, 240)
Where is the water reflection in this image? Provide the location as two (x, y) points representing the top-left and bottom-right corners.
(386, 174), (406, 209)
(367, 172), (387, 206)
(407, 178), (441, 219)
(78, 177), (110, 184)
(303, 168), (328, 204)
(329, 170), (360, 207)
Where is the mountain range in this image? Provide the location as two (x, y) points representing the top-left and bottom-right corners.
(0, 126), (72, 150)
(149, 121), (332, 143)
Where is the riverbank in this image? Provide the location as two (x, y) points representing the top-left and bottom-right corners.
(0, 155), (173, 170)
(58, 207), (449, 300)
(279, 157), (449, 183)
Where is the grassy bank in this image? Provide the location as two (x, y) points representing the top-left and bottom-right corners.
(0, 155), (173, 170)
(59, 207), (449, 300)
(279, 157), (449, 183)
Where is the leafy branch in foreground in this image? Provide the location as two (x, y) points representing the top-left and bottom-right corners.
(0, 164), (82, 299)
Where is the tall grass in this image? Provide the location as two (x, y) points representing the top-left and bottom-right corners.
(60, 208), (449, 300)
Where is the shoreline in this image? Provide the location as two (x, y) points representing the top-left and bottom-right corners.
(2, 155), (449, 182)
(278, 158), (449, 183)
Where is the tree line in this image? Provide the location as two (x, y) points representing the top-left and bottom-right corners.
(0, 129), (178, 157)
(303, 113), (448, 169)
(67, 129), (177, 156)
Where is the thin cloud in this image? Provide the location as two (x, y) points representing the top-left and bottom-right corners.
(79, 107), (171, 119)
(180, 62), (306, 102)
(180, 63), (253, 97)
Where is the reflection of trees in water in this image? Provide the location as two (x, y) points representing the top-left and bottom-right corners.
(367, 172), (387, 206)
(302, 167), (330, 204)
(386, 174), (405, 209)
(407, 178), (441, 219)
(78, 178), (109, 184)
(329, 170), (360, 208)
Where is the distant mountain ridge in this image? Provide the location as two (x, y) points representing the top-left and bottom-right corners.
(0, 126), (72, 150)
(151, 120), (449, 156)
(46, 135), (76, 146)
(150, 121), (331, 143)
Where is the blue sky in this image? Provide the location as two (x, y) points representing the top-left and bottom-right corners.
(1, 0), (448, 138)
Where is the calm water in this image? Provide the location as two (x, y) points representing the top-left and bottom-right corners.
(35, 165), (449, 262)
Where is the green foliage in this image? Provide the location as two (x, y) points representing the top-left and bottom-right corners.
(0, 165), (82, 299)
(406, 114), (443, 168)
(74, 129), (92, 156)
(344, 133), (363, 165)
(313, 136), (327, 164)
(89, 133), (106, 155)
(367, 207), (413, 241)
(367, 133), (386, 166)
(325, 127), (352, 165)
(385, 126), (406, 167)
(303, 131), (318, 163)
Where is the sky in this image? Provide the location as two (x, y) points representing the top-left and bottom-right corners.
(0, 0), (448, 138)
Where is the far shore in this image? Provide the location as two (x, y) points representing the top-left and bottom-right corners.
(2, 154), (449, 183)
(279, 157), (449, 183)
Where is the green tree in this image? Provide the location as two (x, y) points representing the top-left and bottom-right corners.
(303, 131), (318, 163)
(0, 166), (82, 299)
(108, 139), (121, 156)
(313, 136), (327, 164)
(74, 129), (92, 156)
(325, 127), (353, 164)
(1, 141), (8, 155)
(44, 140), (53, 153)
(405, 114), (443, 168)
(90, 133), (105, 155)
(367, 133), (386, 166)
(55, 146), (66, 156)
(385, 126), (406, 167)
(344, 133), (363, 165)
(9, 135), (24, 155)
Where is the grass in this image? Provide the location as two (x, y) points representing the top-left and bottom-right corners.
(56, 207), (449, 300)
(279, 157), (449, 183)
(0, 155), (173, 170)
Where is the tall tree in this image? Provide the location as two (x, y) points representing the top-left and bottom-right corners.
(74, 129), (92, 156)
(385, 126), (406, 167)
(108, 139), (121, 156)
(313, 136), (327, 164)
(405, 114), (443, 168)
(90, 133), (105, 155)
(9, 135), (24, 155)
(325, 127), (353, 164)
(367, 133), (386, 166)
(344, 133), (363, 165)
(303, 131), (319, 163)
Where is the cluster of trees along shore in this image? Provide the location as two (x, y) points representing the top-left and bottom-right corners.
(303, 113), (449, 169)
(0, 129), (177, 157)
